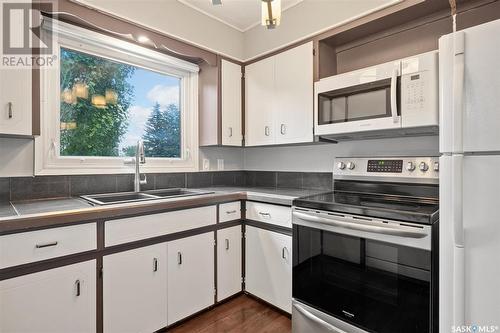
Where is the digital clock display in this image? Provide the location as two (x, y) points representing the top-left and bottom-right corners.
(367, 160), (403, 173)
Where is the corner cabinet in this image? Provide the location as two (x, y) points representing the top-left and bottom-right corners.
(103, 244), (168, 333)
(0, 260), (96, 333)
(245, 42), (313, 146)
(245, 226), (292, 313)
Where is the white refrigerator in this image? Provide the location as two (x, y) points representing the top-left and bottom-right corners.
(439, 18), (500, 332)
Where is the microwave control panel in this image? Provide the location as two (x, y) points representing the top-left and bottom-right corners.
(400, 51), (439, 128)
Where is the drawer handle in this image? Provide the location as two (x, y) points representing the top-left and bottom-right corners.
(35, 241), (58, 249)
(258, 212), (271, 218)
(228, 127), (233, 138)
(177, 252), (182, 265)
(8, 102), (13, 119)
(225, 239), (230, 250)
(280, 123), (286, 135)
(265, 126), (270, 136)
(75, 280), (81, 297)
(153, 258), (158, 272)
(226, 210), (237, 214)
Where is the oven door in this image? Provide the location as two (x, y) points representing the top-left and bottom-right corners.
(314, 61), (401, 136)
(292, 209), (433, 333)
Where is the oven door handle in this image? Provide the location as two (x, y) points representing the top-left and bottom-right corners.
(294, 303), (343, 332)
(293, 211), (427, 238)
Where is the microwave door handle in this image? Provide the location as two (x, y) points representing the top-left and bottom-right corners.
(294, 303), (341, 332)
(293, 211), (427, 239)
(390, 66), (400, 123)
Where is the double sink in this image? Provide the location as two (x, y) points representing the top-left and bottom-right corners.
(81, 188), (214, 206)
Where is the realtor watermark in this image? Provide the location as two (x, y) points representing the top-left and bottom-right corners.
(452, 325), (500, 333)
(1, 1), (56, 68)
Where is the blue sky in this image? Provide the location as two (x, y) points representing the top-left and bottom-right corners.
(120, 67), (181, 151)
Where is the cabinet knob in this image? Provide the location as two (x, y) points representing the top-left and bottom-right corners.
(265, 126), (270, 136)
(225, 239), (230, 250)
(8, 102), (13, 119)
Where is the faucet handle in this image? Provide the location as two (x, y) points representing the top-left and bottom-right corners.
(140, 174), (147, 185)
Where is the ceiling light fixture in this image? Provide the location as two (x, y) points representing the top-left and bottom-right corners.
(261, 0), (281, 29)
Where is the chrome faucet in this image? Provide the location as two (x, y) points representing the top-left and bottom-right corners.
(134, 140), (147, 192)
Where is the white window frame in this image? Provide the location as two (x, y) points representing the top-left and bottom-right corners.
(35, 19), (199, 175)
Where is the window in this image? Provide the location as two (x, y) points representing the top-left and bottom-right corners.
(37, 19), (199, 175)
(60, 47), (181, 158)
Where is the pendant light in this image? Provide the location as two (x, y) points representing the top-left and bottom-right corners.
(261, 0), (281, 29)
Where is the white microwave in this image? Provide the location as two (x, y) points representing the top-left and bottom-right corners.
(314, 51), (438, 139)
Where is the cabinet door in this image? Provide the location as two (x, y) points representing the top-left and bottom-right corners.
(221, 59), (243, 146)
(103, 243), (167, 333)
(0, 2), (32, 136)
(167, 232), (215, 324)
(274, 42), (313, 144)
(0, 260), (96, 333)
(245, 226), (292, 313)
(217, 226), (242, 301)
(245, 56), (275, 146)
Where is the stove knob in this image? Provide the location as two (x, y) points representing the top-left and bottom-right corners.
(347, 162), (356, 170)
(337, 162), (346, 170)
(433, 161), (439, 171)
(406, 162), (416, 172)
(419, 162), (429, 172)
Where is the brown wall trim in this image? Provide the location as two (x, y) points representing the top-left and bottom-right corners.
(244, 220), (292, 237)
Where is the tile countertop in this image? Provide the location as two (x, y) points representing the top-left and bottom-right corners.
(0, 187), (328, 235)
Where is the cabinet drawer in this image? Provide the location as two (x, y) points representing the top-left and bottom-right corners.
(105, 206), (217, 247)
(246, 202), (291, 228)
(0, 223), (97, 269)
(219, 202), (241, 223)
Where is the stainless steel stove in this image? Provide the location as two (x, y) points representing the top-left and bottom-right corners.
(292, 157), (439, 333)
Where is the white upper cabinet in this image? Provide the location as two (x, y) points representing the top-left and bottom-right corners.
(0, 261), (96, 333)
(245, 56), (275, 146)
(0, 2), (33, 137)
(274, 42), (314, 144)
(245, 42), (313, 146)
(221, 59), (243, 146)
(167, 232), (215, 325)
(103, 244), (168, 333)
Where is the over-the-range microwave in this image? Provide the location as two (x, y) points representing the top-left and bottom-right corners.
(314, 51), (438, 141)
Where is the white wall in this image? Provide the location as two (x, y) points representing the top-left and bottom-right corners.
(243, 136), (439, 172)
(243, 0), (395, 60)
(0, 139), (34, 177)
(199, 147), (244, 171)
(75, 0), (245, 60)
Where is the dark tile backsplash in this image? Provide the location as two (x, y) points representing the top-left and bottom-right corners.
(0, 170), (332, 202)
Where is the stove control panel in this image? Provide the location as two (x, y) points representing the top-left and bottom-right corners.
(334, 157), (439, 182)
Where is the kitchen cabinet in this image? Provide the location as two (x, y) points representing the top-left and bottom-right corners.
(0, 260), (96, 333)
(217, 225), (242, 301)
(0, 2), (34, 137)
(245, 226), (292, 313)
(103, 243), (167, 333)
(221, 59), (243, 146)
(245, 42), (313, 146)
(167, 232), (215, 324)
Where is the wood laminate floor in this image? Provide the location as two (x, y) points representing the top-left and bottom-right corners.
(167, 295), (292, 333)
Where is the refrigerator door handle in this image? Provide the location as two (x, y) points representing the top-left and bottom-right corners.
(452, 155), (465, 248)
(452, 32), (465, 152)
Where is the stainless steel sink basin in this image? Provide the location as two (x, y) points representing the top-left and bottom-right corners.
(81, 188), (214, 205)
(144, 188), (213, 198)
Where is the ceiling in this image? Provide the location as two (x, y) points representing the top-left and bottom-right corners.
(177, 0), (303, 32)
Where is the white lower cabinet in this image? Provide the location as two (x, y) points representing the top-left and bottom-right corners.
(0, 260), (96, 333)
(167, 232), (215, 325)
(245, 226), (292, 313)
(103, 243), (167, 333)
(217, 226), (242, 301)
